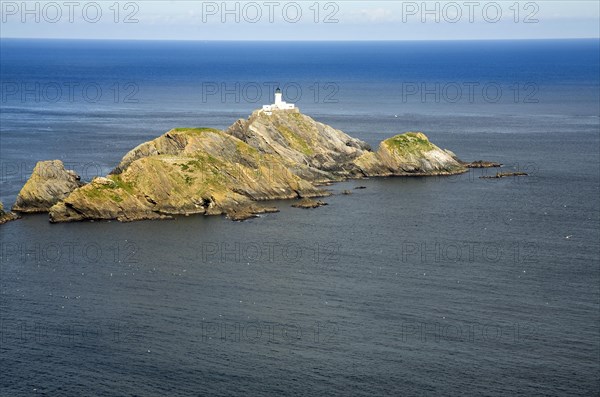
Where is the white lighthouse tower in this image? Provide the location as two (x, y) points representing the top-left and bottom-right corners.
(262, 87), (296, 115)
(274, 87), (283, 106)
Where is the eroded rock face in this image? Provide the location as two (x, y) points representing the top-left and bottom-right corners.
(226, 109), (371, 181)
(12, 160), (83, 213)
(49, 176), (168, 223)
(13, 109), (469, 223)
(0, 201), (19, 225)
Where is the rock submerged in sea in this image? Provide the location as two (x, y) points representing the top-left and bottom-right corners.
(12, 160), (83, 213)
(15, 109), (475, 223)
(480, 172), (528, 179)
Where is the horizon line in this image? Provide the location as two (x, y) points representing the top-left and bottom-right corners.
(1, 37), (599, 42)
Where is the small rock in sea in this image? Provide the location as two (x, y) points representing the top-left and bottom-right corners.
(258, 207), (280, 214)
(465, 160), (503, 168)
(227, 211), (259, 222)
(291, 198), (328, 209)
(226, 205), (280, 221)
(354, 186), (367, 190)
(341, 190), (352, 195)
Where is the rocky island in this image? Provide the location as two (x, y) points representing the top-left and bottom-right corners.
(11, 107), (472, 223)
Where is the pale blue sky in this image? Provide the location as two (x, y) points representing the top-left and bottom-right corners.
(1, 1), (599, 40)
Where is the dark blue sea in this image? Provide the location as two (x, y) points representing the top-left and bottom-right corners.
(0, 39), (599, 396)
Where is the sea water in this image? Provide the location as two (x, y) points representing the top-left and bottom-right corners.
(0, 39), (598, 396)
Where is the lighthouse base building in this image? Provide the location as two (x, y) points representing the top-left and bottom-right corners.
(261, 88), (296, 115)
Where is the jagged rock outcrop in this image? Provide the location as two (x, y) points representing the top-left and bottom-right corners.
(13, 109), (469, 223)
(0, 201), (19, 224)
(12, 160), (83, 213)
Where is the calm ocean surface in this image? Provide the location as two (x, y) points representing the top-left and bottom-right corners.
(0, 39), (599, 396)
